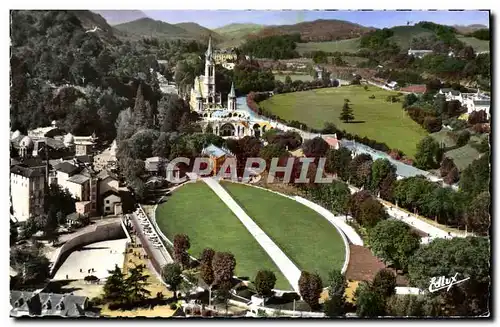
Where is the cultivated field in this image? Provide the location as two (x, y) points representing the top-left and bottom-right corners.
(259, 85), (428, 157)
(222, 182), (346, 283)
(155, 182), (291, 289)
(296, 38), (361, 54)
(457, 36), (490, 52)
(273, 74), (314, 82)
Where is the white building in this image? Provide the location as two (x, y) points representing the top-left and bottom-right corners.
(102, 190), (122, 216)
(10, 165), (46, 222)
(222, 62), (236, 70)
(439, 88), (491, 119)
(407, 49), (433, 58)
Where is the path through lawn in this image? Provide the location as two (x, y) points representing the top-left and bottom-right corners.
(155, 182), (292, 290)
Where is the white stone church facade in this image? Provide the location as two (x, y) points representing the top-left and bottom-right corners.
(189, 37), (273, 139)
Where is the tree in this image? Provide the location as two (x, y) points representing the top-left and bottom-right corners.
(212, 252), (236, 287)
(324, 269), (347, 317)
(456, 130), (471, 147)
(161, 263), (183, 299)
(423, 116), (442, 133)
(173, 234), (191, 269)
(254, 270), (277, 298)
(125, 264), (151, 303)
(370, 159), (397, 193)
(357, 197), (388, 228)
(372, 269), (397, 299)
(259, 144), (289, 163)
(348, 154), (373, 188)
(199, 248), (215, 305)
(468, 110), (488, 125)
(325, 147), (352, 181)
(10, 242), (51, 289)
(465, 191), (490, 235)
(302, 137), (330, 158)
(444, 167), (459, 185)
(415, 136), (440, 169)
(349, 190), (372, 221)
(408, 237), (490, 316)
(403, 93), (418, 108)
(339, 100), (355, 123)
(298, 271), (323, 311)
(369, 220), (421, 272)
(10, 220), (18, 246)
(354, 281), (386, 317)
(459, 153), (490, 198)
(103, 264), (128, 304)
(386, 294), (428, 316)
(439, 157), (457, 177)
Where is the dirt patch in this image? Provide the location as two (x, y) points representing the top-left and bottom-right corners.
(346, 245), (408, 286)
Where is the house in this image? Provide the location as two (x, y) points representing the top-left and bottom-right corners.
(438, 88), (463, 102)
(213, 49), (237, 65)
(386, 81), (398, 90)
(71, 135), (97, 156)
(222, 62), (236, 70)
(53, 161), (98, 215)
(322, 134), (340, 150)
(97, 169), (120, 196)
(10, 291), (91, 317)
(201, 144), (235, 176)
(400, 84), (427, 94)
(145, 156), (168, 176)
(101, 190), (122, 216)
(27, 121), (64, 139)
(407, 49), (433, 58)
(10, 164), (46, 222)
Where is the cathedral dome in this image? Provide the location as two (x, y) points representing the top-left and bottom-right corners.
(19, 136), (33, 148)
(10, 130), (21, 140)
(64, 133), (74, 145)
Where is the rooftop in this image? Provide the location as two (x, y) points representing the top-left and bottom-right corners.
(54, 162), (80, 175)
(10, 165), (44, 178)
(67, 174), (90, 185)
(202, 144), (234, 159)
(97, 169), (119, 181)
(10, 291), (88, 317)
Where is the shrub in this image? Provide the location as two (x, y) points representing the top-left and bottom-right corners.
(169, 303), (177, 310)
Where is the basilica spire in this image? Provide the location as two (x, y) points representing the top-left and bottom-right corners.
(229, 82), (236, 98)
(206, 36), (213, 58)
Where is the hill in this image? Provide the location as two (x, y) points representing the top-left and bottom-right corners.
(174, 22), (224, 43)
(71, 10), (122, 45)
(453, 24), (488, 35)
(91, 10), (148, 26)
(114, 17), (197, 40)
(215, 23), (265, 48)
(253, 19), (373, 42)
(387, 25), (436, 50)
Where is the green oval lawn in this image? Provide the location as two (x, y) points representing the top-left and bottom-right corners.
(156, 182), (292, 290)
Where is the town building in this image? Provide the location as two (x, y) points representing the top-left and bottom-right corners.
(438, 88), (491, 118)
(407, 49), (433, 58)
(213, 48), (237, 65)
(10, 164), (46, 222)
(10, 291), (91, 317)
(201, 144), (236, 176)
(321, 134), (340, 150)
(101, 190), (122, 216)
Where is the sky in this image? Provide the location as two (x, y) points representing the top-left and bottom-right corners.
(143, 10), (490, 29)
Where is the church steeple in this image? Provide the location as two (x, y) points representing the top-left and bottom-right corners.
(206, 36), (213, 59)
(228, 81), (236, 111)
(229, 82), (236, 98)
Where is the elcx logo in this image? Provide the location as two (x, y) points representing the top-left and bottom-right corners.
(428, 273), (470, 293)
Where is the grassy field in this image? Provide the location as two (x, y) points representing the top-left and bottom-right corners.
(296, 38), (361, 54)
(156, 182), (291, 290)
(445, 144), (482, 171)
(259, 85), (428, 157)
(274, 74), (314, 82)
(222, 182), (346, 283)
(341, 56), (369, 66)
(457, 36), (490, 52)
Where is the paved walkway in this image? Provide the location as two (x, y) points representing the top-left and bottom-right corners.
(202, 177), (302, 293)
(53, 239), (128, 281)
(346, 184), (461, 240)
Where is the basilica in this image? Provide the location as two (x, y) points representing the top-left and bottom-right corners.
(189, 37), (273, 139)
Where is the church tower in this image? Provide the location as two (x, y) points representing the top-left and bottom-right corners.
(204, 36), (216, 107)
(228, 82), (237, 111)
